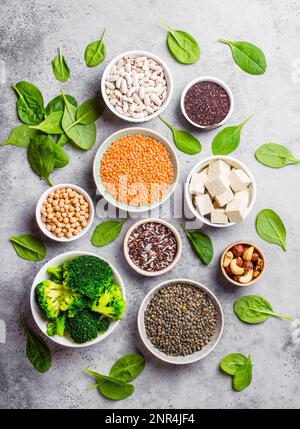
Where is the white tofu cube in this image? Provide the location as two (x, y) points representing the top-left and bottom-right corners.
(215, 188), (235, 207)
(226, 198), (248, 223)
(189, 173), (208, 195)
(211, 209), (229, 224)
(195, 194), (213, 216)
(208, 159), (231, 178)
(205, 173), (230, 198)
(229, 169), (251, 192)
(235, 188), (250, 206)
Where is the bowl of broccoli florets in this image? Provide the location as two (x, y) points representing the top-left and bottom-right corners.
(30, 251), (126, 347)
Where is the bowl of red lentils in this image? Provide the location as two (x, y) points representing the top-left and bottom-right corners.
(36, 184), (95, 242)
(93, 128), (179, 212)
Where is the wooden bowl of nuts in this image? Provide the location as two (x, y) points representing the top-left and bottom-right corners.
(220, 242), (266, 287)
(36, 184), (94, 242)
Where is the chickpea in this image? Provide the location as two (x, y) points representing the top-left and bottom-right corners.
(42, 217), (47, 223)
(60, 207), (65, 213)
(81, 219), (87, 227)
(73, 230), (79, 235)
(46, 207), (53, 214)
(47, 213), (54, 220)
(69, 206), (75, 212)
(84, 213), (90, 220)
(67, 188), (72, 194)
(62, 212), (67, 218)
(63, 217), (69, 224)
(46, 225), (52, 231)
(66, 232), (73, 239)
(57, 233), (64, 238)
(57, 222), (63, 228)
(51, 225), (56, 232)
(47, 197), (53, 204)
(49, 192), (55, 198)
(53, 200), (59, 207)
(59, 201), (64, 208)
(71, 223), (77, 228)
(55, 228), (62, 234)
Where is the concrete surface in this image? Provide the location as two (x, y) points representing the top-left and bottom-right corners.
(0, 0), (300, 410)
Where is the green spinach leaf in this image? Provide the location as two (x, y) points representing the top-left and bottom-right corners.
(10, 233), (47, 261)
(109, 353), (145, 382)
(255, 143), (300, 168)
(212, 116), (252, 155)
(22, 315), (51, 373)
(28, 135), (55, 185)
(51, 48), (70, 82)
(45, 94), (77, 115)
(160, 20), (200, 64)
(51, 141), (69, 168)
(61, 91), (96, 150)
(85, 369), (134, 400)
(92, 218), (128, 247)
(234, 295), (294, 324)
(84, 29), (107, 67)
(256, 209), (286, 251)
(159, 116), (201, 155)
(233, 355), (253, 392)
(56, 133), (70, 146)
(219, 39), (267, 75)
(220, 353), (248, 375)
(180, 223), (213, 265)
(30, 111), (64, 134)
(0, 125), (41, 148)
(13, 81), (44, 125)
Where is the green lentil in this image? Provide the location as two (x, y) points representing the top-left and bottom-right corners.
(144, 283), (217, 356)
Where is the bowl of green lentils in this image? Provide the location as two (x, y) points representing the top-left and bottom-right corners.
(138, 279), (224, 364)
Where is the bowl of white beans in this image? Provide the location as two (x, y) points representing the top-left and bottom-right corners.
(36, 184), (95, 242)
(101, 50), (173, 123)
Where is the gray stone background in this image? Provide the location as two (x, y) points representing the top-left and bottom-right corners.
(0, 0), (299, 409)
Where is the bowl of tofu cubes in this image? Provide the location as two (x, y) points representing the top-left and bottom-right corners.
(185, 156), (256, 227)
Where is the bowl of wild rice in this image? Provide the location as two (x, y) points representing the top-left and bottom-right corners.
(124, 218), (182, 276)
(138, 279), (224, 364)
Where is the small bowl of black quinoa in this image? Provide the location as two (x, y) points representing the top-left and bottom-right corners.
(138, 279), (224, 364)
(124, 218), (182, 277)
(181, 76), (234, 129)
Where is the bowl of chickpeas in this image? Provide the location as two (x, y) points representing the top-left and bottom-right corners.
(36, 184), (95, 242)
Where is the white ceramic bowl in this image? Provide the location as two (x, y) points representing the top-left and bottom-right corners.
(101, 50), (173, 123)
(181, 76), (234, 130)
(185, 156), (256, 228)
(93, 127), (180, 213)
(138, 279), (224, 364)
(35, 184), (95, 242)
(123, 218), (182, 277)
(30, 251), (126, 348)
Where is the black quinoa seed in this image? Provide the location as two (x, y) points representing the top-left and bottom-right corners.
(144, 283), (218, 356)
(184, 81), (230, 127)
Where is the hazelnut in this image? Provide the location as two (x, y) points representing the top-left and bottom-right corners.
(252, 252), (260, 262)
(243, 260), (254, 271)
(233, 275), (241, 282)
(236, 257), (244, 267)
(253, 270), (260, 278)
(257, 258), (264, 271)
(232, 244), (244, 257)
(224, 266), (232, 276)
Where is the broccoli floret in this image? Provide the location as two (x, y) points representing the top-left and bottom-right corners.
(47, 265), (63, 282)
(56, 313), (66, 336)
(67, 295), (92, 318)
(91, 283), (126, 320)
(98, 317), (110, 334)
(63, 255), (114, 300)
(47, 321), (57, 336)
(66, 310), (102, 344)
(35, 280), (90, 320)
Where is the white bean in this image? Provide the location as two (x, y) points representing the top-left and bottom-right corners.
(125, 63), (131, 72)
(117, 59), (124, 68)
(114, 89), (122, 98)
(144, 93), (150, 106)
(123, 102), (129, 113)
(127, 87), (136, 97)
(145, 105), (154, 114)
(129, 103), (137, 113)
(105, 81), (115, 90)
(107, 75), (118, 82)
(150, 94), (162, 106)
(139, 86), (145, 100)
(110, 98), (118, 106)
(121, 78), (128, 94)
(116, 77), (122, 89)
(133, 93), (142, 104)
(115, 106), (124, 114)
